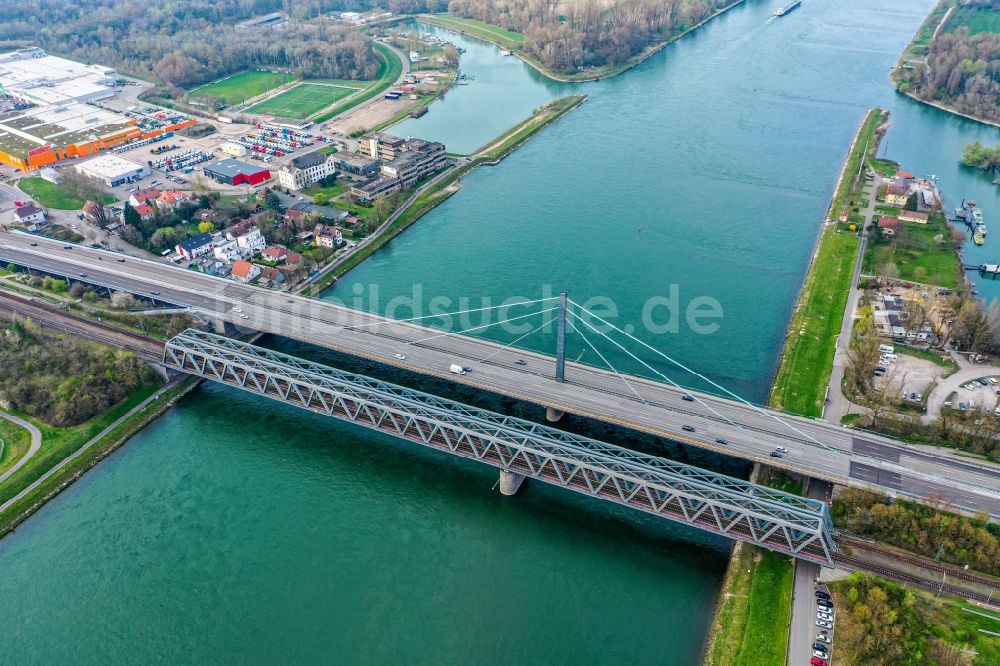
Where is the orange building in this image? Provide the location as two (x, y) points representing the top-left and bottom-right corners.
(0, 102), (196, 170)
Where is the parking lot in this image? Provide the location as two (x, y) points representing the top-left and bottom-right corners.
(947, 376), (1000, 413)
(872, 347), (951, 407)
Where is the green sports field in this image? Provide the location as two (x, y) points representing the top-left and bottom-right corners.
(246, 83), (361, 119)
(189, 71), (291, 106)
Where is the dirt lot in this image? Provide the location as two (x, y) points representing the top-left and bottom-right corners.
(874, 350), (950, 405)
(327, 69), (453, 136)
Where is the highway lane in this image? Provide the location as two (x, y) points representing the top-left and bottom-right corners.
(3, 231), (999, 516)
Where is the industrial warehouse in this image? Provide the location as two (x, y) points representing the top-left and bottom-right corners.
(0, 48), (195, 169)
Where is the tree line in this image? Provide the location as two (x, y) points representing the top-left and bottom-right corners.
(896, 2), (1000, 123)
(831, 573), (977, 666)
(0, 0), (380, 95)
(0, 316), (156, 427)
(834, 488), (1000, 576)
(444, 0), (736, 74)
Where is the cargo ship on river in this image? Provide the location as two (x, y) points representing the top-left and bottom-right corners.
(774, 1), (801, 17)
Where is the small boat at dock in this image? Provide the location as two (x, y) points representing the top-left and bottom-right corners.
(974, 230), (986, 245)
(774, 0), (801, 16)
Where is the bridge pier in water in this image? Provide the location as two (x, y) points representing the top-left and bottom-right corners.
(499, 470), (525, 496)
(545, 406), (564, 422)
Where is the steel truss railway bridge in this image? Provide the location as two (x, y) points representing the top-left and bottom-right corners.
(164, 330), (838, 566)
(2, 232), (999, 545)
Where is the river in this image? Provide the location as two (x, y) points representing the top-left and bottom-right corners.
(3, 0), (996, 663)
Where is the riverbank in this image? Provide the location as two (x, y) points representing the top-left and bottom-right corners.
(769, 109), (888, 417)
(702, 465), (796, 666)
(0, 377), (200, 538)
(891, 0), (1000, 129)
(303, 94), (586, 295)
(417, 1), (747, 84)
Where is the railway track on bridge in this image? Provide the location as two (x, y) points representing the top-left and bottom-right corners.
(0, 289), (164, 361)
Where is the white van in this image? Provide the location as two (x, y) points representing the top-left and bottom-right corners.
(879, 344), (894, 354)
(449, 364), (467, 375)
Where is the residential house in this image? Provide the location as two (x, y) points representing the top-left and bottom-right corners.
(213, 238), (242, 262)
(195, 209), (222, 224)
(13, 204), (46, 229)
(314, 223), (343, 248)
(129, 187), (160, 208)
(284, 208), (307, 225)
(156, 189), (191, 212)
(885, 182), (910, 207)
(226, 219), (266, 255)
(898, 210), (929, 224)
(283, 251), (303, 268)
(262, 245), (289, 263)
(877, 216), (899, 236)
(176, 233), (214, 260)
(133, 204), (156, 222)
(231, 260), (261, 283)
(258, 267), (285, 287)
(277, 151), (337, 191)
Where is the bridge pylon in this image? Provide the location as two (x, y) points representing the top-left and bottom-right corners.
(546, 291), (568, 422)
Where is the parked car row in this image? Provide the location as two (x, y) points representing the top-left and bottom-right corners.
(811, 586), (834, 665)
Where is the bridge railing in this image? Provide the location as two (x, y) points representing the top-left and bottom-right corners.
(164, 329), (837, 566)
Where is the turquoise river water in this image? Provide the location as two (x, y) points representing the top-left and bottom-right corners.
(3, 0), (999, 663)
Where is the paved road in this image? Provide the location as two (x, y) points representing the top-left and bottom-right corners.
(787, 479), (833, 666)
(827, 173), (882, 423)
(0, 411), (41, 484)
(2, 231), (1000, 516)
(923, 352), (1000, 422)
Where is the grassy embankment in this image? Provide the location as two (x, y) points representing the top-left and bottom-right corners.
(703, 467), (798, 666)
(18, 177), (116, 210)
(303, 94), (586, 296)
(419, 3), (747, 83)
(768, 109), (887, 417)
(313, 42), (403, 123)
(0, 378), (200, 538)
(0, 417), (31, 477)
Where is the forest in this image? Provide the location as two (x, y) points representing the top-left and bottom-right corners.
(833, 488), (999, 576)
(443, 0), (737, 74)
(0, 0), (381, 95)
(830, 574), (998, 666)
(896, 1), (1000, 123)
(0, 316), (156, 427)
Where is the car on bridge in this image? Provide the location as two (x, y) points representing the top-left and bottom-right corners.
(682, 425), (695, 432)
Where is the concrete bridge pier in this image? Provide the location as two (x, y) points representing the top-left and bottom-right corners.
(545, 406), (564, 422)
(499, 470), (525, 496)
